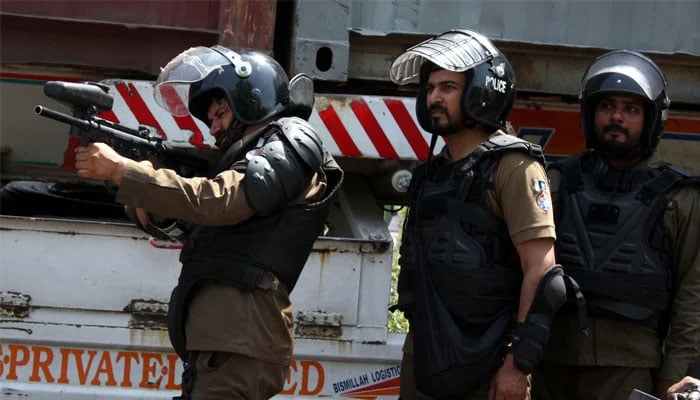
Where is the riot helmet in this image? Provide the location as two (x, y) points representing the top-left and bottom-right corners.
(579, 50), (670, 158)
(390, 29), (516, 133)
(154, 46), (290, 148)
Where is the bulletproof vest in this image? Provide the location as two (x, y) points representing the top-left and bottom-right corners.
(400, 135), (543, 326)
(553, 153), (683, 326)
(397, 135), (545, 397)
(167, 121), (343, 359)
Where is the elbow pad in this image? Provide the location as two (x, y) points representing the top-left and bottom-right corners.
(147, 216), (191, 243)
(511, 265), (573, 374)
(125, 207), (190, 243)
(244, 118), (323, 216)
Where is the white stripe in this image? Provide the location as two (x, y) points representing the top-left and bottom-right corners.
(308, 109), (341, 156)
(106, 80), (215, 148)
(129, 81), (215, 148)
(403, 98), (445, 155)
(364, 96), (416, 159)
(330, 98), (376, 158)
(106, 82), (139, 129)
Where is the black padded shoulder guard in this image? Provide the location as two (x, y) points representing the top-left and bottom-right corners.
(244, 117), (324, 216)
(481, 134), (546, 165)
(511, 265), (587, 374)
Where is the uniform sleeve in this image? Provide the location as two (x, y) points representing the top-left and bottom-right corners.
(116, 159), (255, 226)
(116, 159), (327, 227)
(487, 152), (556, 245)
(660, 184), (700, 381)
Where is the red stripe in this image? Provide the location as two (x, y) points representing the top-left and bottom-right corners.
(98, 110), (120, 124)
(158, 84), (209, 148)
(113, 82), (167, 140)
(343, 376), (401, 395)
(60, 111), (119, 169)
(174, 114), (209, 148)
(59, 136), (81, 169)
(318, 105), (362, 157)
(0, 72), (83, 82)
(350, 99), (399, 159)
(384, 99), (430, 160)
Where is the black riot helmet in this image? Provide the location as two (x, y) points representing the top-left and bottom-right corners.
(390, 29), (516, 133)
(154, 45), (290, 128)
(580, 50), (670, 158)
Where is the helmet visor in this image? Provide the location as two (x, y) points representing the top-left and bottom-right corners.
(154, 46), (244, 116)
(390, 30), (497, 84)
(580, 50), (667, 102)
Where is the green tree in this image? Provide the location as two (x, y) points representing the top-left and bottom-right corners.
(387, 208), (409, 333)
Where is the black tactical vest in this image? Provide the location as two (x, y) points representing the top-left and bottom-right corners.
(397, 135), (545, 397)
(168, 121), (343, 359)
(553, 152), (683, 327)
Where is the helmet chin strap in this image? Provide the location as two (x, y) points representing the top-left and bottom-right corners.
(217, 117), (247, 151)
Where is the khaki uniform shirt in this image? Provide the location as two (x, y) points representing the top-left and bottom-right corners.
(465, 131), (556, 245)
(543, 156), (700, 382)
(117, 158), (327, 366)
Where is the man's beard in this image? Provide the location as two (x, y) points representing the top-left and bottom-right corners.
(429, 104), (461, 136)
(215, 120), (246, 151)
(595, 123), (642, 160)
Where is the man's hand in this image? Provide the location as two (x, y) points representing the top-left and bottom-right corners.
(667, 376), (700, 396)
(75, 143), (127, 184)
(488, 354), (529, 400)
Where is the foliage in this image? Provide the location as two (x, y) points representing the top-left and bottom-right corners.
(387, 207), (409, 333)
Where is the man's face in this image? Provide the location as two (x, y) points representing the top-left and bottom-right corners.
(593, 93), (646, 159)
(425, 69), (466, 136)
(207, 98), (235, 148)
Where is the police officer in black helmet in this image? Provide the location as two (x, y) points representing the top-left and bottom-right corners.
(74, 45), (343, 399)
(531, 50), (700, 399)
(390, 30), (583, 400)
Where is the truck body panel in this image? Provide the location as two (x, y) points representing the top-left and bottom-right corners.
(0, 214), (402, 398)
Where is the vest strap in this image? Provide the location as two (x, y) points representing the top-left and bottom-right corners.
(568, 268), (669, 310)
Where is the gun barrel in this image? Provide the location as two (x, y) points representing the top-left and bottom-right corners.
(35, 105), (154, 146)
(35, 105), (209, 174)
(35, 105), (92, 130)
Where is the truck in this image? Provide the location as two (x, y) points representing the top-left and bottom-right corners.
(1, 1), (698, 398)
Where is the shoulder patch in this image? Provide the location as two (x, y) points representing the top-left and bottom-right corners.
(536, 192), (551, 211)
(533, 178), (551, 211)
(533, 179), (548, 193)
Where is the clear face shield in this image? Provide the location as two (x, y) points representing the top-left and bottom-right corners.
(154, 45), (252, 116)
(389, 29), (498, 85)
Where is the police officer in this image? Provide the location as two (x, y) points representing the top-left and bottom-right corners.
(390, 29), (578, 400)
(531, 50), (700, 399)
(74, 46), (343, 399)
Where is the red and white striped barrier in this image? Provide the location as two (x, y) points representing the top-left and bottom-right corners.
(102, 80), (443, 161)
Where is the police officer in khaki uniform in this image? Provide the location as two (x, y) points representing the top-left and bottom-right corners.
(389, 30), (580, 400)
(532, 50), (700, 400)
(74, 46), (343, 399)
